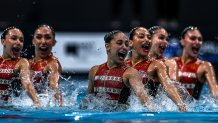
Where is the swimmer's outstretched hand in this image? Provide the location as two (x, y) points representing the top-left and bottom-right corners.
(145, 102), (155, 111)
(212, 94), (218, 100)
(79, 98), (89, 109)
(33, 100), (40, 108)
(148, 104), (155, 111)
(177, 103), (186, 112)
(214, 97), (218, 101)
(79, 94), (95, 109)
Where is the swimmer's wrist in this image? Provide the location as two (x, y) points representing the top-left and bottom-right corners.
(177, 102), (186, 111)
(33, 97), (39, 103)
(33, 98), (39, 107)
(177, 102), (185, 106)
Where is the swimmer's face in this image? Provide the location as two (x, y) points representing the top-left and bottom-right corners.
(106, 32), (129, 64)
(1, 28), (24, 58)
(150, 28), (168, 57)
(33, 26), (56, 58)
(181, 29), (202, 58)
(129, 27), (151, 57)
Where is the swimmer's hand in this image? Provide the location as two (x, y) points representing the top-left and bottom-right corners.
(33, 100), (40, 108)
(144, 102), (155, 111)
(177, 103), (186, 112)
(79, 98), (89, 109)
(147, 103), (155, 111)
(212, 93), (218, 100)
(79, 94), (95, 109)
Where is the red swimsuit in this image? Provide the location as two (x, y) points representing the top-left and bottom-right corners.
(29, 55), (57, 94)
(125, 59), (160, 96)
(94, 63), (130, 105)
(175, 57), (203, 99)
(0, 57), (21, 102)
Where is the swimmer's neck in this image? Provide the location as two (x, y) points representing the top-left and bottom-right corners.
(106, 60), (124, 69)
(181, 54), (197, 65)
(131, 53), (149, 66)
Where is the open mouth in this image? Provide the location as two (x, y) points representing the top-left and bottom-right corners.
(142, 43), (151, 52)
(12, 47), (21, 54)
(39, 46), (49, 51)
(192, 46), (200, 54)
(118, 51), (127, 60)
(158, 45), (167, 53)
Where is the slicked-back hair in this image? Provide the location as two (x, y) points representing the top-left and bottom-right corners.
(104, 30), (123, 43)
(148, 26), (164, 36)
(1, 26), (20, 40)
(129, 27), (141, 40)
(181, 26), (200, 39)
(34, 24), (55, 38)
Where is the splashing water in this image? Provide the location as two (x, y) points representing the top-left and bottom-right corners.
(2, 73), (218, 113)
(127, 92), (149, 112)
(1, 75), (218, 123)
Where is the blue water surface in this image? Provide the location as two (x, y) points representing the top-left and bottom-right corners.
(0, 76), (218, 123)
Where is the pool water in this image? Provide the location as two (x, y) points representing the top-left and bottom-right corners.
(1, 76), (218, 123)
(1, 111), (218, 123)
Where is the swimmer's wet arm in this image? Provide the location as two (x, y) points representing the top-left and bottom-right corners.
(26, 82), (40, 107)
(87, 66), (98, 94)
(80, 65), (98, 109)
(201, 62), (218, 98)
(87, 71), (94, 93)
(165, 59), (178, 80)
(156, 61), (186, 112)
(47, 61), (61, 90)
(18, 59), (39, 107)
(163, 82), (186, 111)
(47, 61), (63, 107)
(125, 68), (152, 109)
(80, 75), (95, 109)
(160, 79), (186, 111)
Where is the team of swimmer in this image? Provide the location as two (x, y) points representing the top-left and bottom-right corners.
(0, 24), (217, 112)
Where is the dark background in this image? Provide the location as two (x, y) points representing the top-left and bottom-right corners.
(1, 0), (218, 74)
(1, 0), (218, 38)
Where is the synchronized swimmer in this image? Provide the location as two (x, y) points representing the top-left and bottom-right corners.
(0, 25), (217, 112)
